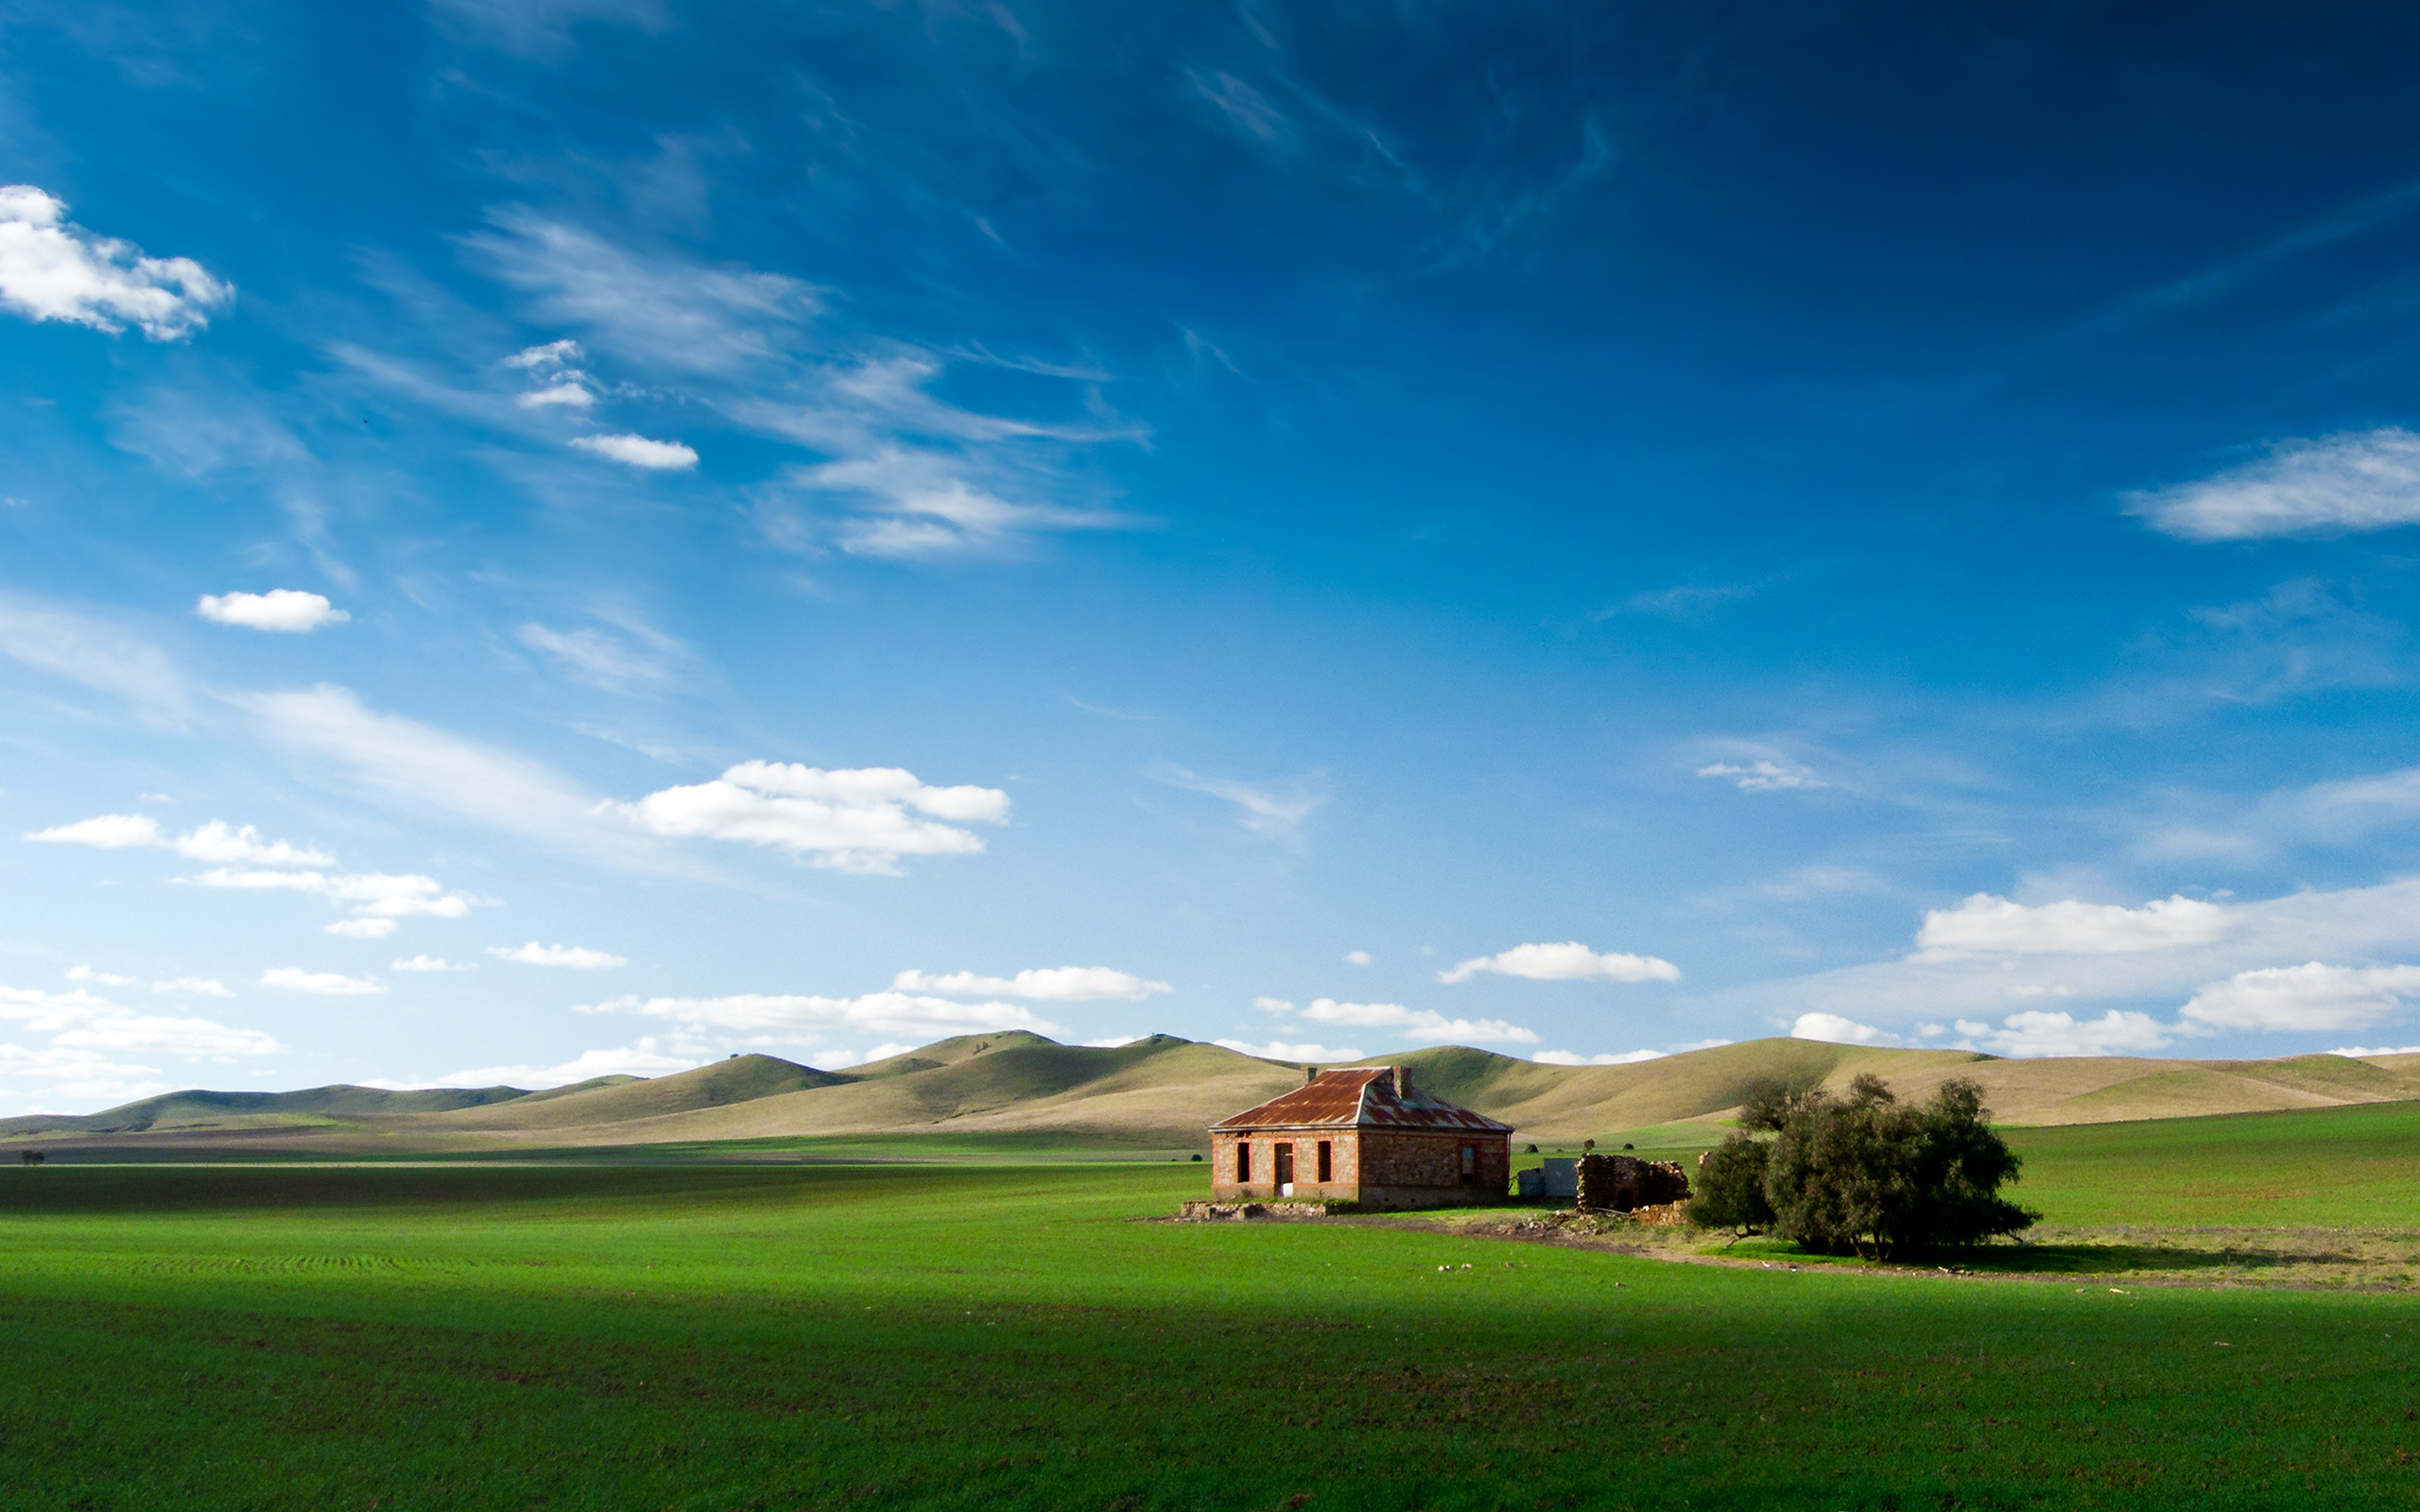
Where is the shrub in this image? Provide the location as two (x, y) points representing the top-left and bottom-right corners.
(1761, 1074), (2034, 1259)
(1688, 1134), (1774, 1239)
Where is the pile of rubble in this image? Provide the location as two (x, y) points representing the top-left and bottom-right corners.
(1172, 1200), (1340, 1222)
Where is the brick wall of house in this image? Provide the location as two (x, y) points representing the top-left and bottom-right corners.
(1208, 1128), (1509, 1207)
(1208, 1129), (1363, 1201)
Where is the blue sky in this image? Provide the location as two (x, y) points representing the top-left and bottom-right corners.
(7, 2), (2420, 1110)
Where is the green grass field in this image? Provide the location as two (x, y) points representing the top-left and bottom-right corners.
(7, 1108), (2420, 1509)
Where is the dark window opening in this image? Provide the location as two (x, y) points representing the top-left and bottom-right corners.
(1316, 1141), (1333, 1183)
(1274, 1143), (1295, 1185)
(1236, 1142), (1251, 1183)
(1460, 1143), (1477, 1185)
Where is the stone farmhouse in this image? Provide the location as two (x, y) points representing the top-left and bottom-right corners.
(1208, 1066), (1512, 1210)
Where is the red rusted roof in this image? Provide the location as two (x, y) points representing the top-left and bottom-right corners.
(1211, 1068), (1512, 1133)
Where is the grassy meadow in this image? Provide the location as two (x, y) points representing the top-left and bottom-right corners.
(6, 1107), (2420, 1509)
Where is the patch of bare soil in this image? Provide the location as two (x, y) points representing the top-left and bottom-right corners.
(1339, 1206), (2420, 1291)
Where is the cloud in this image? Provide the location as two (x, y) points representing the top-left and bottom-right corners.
(26, 813), (164, 850)
(65, 966), (136, 986)
(237, 685), (661, 868)
(890, 967), (1170, 1002)
(148, 978), (231, 997)
(1706, 876), (2420, 1033)
(2178, 962), (2420, 1034)
(186, 867), (476, 921)
(615, 761), (1010, 875)
(1277, 997), (1539, 1046)
(1697, 760), (1823, 792)
(1187, 69), (1288, 143)
(1214, 1039), (1363, 1062)
(2335, 1045), (2420, 1057)
(1083, 1035), (1144, 1048)
(1438, 941), (1682, 986)
(0, 592), (188, 723)
(570, 433), (698, 470)
(1155, 766), (1325, 840)
(1789, 1012), (1893, 1045)
(259, 968), (384, 996)
(506, 339), (596, 407)
(491, 941), (626, 970)
(1343, 950), (1372, 966)
(467, 208), (818, 374)
(2128, 428), (2420, 541)
(784, 444), (1128, 559)
(325, 919), (398, 939)
(425, 1040), (697, 1090)
(1970, 1010), (2175, 1057)
(517, 622), (677, 692)
(0, 984), (281, 1065)
(28, 814), (334, 868)
(1916, 894), (2229, 956)
(1534, 1049), (1667, 1066)
(0, 185), (233, 340)
(391, 955), (471, 972)
(194, 590), (349, 632)
(580, 990), (1058, 1040)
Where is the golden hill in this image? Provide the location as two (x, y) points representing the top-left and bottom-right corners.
(10, 1035), (2420, 1155)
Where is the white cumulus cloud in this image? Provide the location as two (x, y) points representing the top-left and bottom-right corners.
(0, 984), (281, 1072)
(324, 918), (399, 939)
(1438, 941), (1682, 986)
(260, 968), (385, 996)
(2178, 962), (2420, 1034)
(615, 761), (1010, 875)
(1533, 1049), (1668, 1066)
(571, 433), (698, 470)
(1343, 950), (1372, 966)
(0, 185), (233, 340)
(1971, 1009), (2175, 1057)
(186, 868), (476, 921)
(1915, 894), (2229, 956)
(1280, 997), (1539, 1046)
(2128, 427), (2420, 541)
(391, 955), (471, 972)
(28, 814), (334, 868)
(1789, 1012), (1893, 1045)
(1214, 1039), (1364, 1062)
(491, 941), (626, 970)
(195, 590), (349, 632)
(890, 966), (1169, 1002)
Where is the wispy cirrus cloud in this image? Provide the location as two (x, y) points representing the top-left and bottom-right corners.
(1154, 765), (1326, 840)
(2128, 427), (2420, 541)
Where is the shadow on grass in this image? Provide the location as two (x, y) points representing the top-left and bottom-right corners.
(1707, 1234), (2351, 1276)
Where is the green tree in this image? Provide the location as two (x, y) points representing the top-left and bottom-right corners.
(1688, 1133), (1774, 1241)
(1762, 1074), (2033, 1260)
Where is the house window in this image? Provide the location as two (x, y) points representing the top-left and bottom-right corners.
(1236, 1142), (1251, 1182)
(1460, 1143), (1477, 1185)
(1274, 1143), (1295, 1185)
(1316, 1141), (1333, 1183)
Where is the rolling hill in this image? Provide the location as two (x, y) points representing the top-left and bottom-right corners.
(10, 1035), (2420, 1156)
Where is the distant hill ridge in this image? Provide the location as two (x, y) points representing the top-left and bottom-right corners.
(8, 1035), (2420, 1149)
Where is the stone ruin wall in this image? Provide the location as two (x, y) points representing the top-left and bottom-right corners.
(1573, 1152), (1691, 1213)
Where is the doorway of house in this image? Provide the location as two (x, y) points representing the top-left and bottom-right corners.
(1274, 1142), (1295, 1196)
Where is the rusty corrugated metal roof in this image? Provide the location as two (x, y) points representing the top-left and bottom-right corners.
(1210, 1068), (1512, 1133)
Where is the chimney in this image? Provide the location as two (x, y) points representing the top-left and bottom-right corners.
(1305, 1066), (1319, 1084)
(1392, 1066), (1411, 1099)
